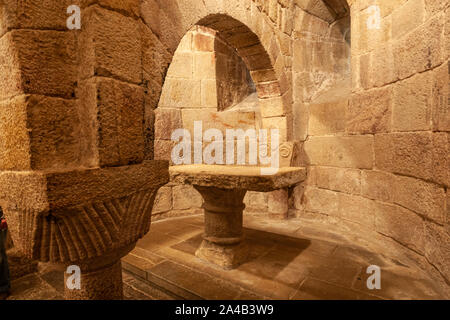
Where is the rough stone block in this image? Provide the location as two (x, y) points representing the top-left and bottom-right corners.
(347, 87), (392, 134)
(0, 0), (80, 32)
(375, 202), (425, 254)
(392, 0), (425, 40)
(250, 69), (277, 83)
(141, 23), (172, 88)
(26, 95), (83, 170)
(304, 136), (374, 169)
(0, 32), (23, 100)
(201, 79), (218, 109)
(424, 0), (447, 19)
(446, 7), (450, 60)
(0, 94), (84, 171)
(394, 175), (446, 224)
(268, 189), (289, 218)
(309, 166), (361, 195)
(338, 193), (375, 228)
(293, 39), (313, 73)
(0, 30), (76, 100)
(93, 78), (145, 166)
(172, 185), (203, 210)
(80, 6), (142, 84)
(193, 32), (215, 52)
(361, 170), (395, 203)
(394, 15), (443, 79)
(154, 108), (183, 140)
(255, 81), (282, 99)
(167, 52), (193, 79)
(260, 96), (285, 118)
(357, 6), (391, 53)
(309, 99), (347, 135)
(393, 72), (432, 131)
(194, 52), (216, 80)
(294, 0), (336, 23)
(0, 95), (31, 170)
(432, 62), (449, 131)
(152, 186), (172, 214)
(262, 116), (289, 142)
(159, 78), (201, 108)
(374, 132), (433, 181)
(154, 140), (175, 163)
(432, 132), (449, 187)
(244, 191), (268, 211)
(293, 102), (309, 141)
(304, 187), (339, 216)
(424, 222), (450, 282)
(97, 0), (141, 17)
(370, 44), (397, 87)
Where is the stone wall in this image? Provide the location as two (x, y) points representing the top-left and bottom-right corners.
(154, 25), (258, 164)
(159, 25), (254, 112)
(294, 0), (449, 283)
(152, 184), (204, 221)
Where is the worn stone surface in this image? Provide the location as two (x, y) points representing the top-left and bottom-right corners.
(122, 215), (448, 300)
(304, 136), (374, 169)
(0, 0), (448, 299)
(170, 165), (306, 192)
(392, 72), (432, 131)
(375, 202), (425, 255)
(268, 189), (289, 219)
(172, 185), (203, 210)
(347, 87), (392, 134)
(309, 166), (361, 195)
(374, 132), (434, 181)
(309, 99), (347, 135)
(152, 186), (172, 214)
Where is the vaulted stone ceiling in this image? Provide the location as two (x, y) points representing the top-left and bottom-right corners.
(295, 0), (350, 23)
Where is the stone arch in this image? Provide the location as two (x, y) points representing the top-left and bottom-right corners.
(297, 0), (351, 23)
(197, 14), (286, 101)
(155, 13), (292, 141)
(142, 0), (293, 144)
(153, 12), (290, 150)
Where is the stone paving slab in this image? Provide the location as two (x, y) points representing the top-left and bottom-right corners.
(4, 214), (449, 300)
(123, 214), (449, 300)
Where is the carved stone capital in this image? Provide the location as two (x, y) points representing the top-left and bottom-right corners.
(0, 160), (169, 263)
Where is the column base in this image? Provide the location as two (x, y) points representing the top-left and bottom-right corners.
(64, 260), (123, 300)
(195, 239), (249, 270)
(62, 244), (135, 300)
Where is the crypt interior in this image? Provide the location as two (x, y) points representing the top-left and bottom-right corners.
(0, 0), (448, 300)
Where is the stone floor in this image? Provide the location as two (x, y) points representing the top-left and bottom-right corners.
(5, 214), (449, 300)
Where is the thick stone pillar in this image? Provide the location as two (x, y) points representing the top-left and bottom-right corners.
(194, 186), (248, 269)
(0, 161), (169, 300)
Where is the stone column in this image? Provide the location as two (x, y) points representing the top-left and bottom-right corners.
(194, 186), (248, 269)
(1, 161), (169, 300)
(63, 244), (134, 300)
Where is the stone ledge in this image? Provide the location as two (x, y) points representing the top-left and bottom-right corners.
(0, 160), (169, 212)
(169, 165), (306, 192)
